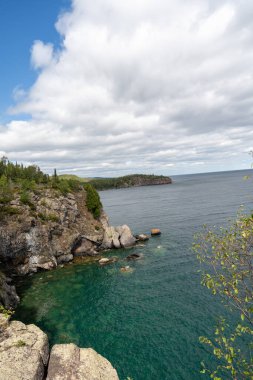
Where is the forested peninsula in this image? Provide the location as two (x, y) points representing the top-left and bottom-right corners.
(60, 173), (172, 190)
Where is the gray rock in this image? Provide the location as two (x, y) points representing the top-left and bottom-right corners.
(73, 237), (99, 256)
(116, 225), (136, 248)
(98, 257), (118, 265)
(0, 320), (49, 380)
(101, 226), (120, 249)
(0, 188), (105, 274)
(136, 233), (149, 241)
(0, 271), (19, 309)
(47, 343), (119, 380)
(99, 258), (110, 264)
(56, 254), (73, 264)
(0, 313), (10, 332)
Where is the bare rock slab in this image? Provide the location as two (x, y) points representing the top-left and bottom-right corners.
(0, 320), (49, 380)
(47, 343), (119, 380)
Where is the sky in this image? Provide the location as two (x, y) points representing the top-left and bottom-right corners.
(0, 0), (253, 177)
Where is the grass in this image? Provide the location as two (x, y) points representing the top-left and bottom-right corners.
(58, 174), (90, 183)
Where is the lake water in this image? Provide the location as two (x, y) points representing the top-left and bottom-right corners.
(15, 170), (253, 380)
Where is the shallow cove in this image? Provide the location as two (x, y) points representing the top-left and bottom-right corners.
(15, 170), (253, 380)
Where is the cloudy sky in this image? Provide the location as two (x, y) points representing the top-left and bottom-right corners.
(0, 0), (253, 177)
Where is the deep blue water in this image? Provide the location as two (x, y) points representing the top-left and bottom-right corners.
(15, 170), (253, 380)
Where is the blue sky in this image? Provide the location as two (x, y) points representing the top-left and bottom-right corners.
(0, 0), (253, 176)
(0, 0), (70, 121)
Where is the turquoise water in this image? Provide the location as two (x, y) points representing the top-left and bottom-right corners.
(15, 170), (253, 380)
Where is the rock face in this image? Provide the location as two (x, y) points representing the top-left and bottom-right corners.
(0, 188), (136, 274)
(102, 224), (136, 249)
(47, 343), (119, 380)
(0, 320), (49, 380)
(0, 271), (19, 309)
(0, 188), (105, 274)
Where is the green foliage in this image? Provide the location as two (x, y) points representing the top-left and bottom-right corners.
(84, 183), (102, 218)
(20, 191), (30, 205)
(194, 214), (253, 379)
(20, 191), (36, 210)
(38, 212), (59, 223)
(0, 175), (13, 203)
(0, 305), (14, 318)
(89, 174), (171, 190)
(0, 157), (82, 203)
(0, 206), (20, 220)
(58, 174), (89, 183)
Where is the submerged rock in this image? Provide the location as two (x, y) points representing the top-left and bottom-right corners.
(0, 320), (49, 380)
(126, 253), (143, 261)
(47, 343), (119, 380)
(120, 265), (134, 273)
(99, 257), (118, 265)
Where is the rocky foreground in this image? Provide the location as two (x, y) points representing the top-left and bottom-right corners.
(0, 318), (119, 380)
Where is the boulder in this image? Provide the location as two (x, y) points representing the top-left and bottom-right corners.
(0, 320), (49, 380)
(101, 227), (120, 249)
(151, 228), (161, 236)
(116, 225), (136, 248)
(99, 258), (110, 264)
(56, 253), (73, 264)
(73, 237), (99, 256)
(46, 343), (119, 380)
(135, 234), (149, 241)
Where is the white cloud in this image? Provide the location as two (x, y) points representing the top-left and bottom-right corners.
(31, 40), (54, 69)
(1, 0), (253, 176)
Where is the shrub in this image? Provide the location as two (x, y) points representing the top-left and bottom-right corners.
(38, 212), (59, 223)
(194, 214), (253, 379)
(84, 183), (102, 219)
(20, 191), (36, 210)
(0, 206), (20, 220)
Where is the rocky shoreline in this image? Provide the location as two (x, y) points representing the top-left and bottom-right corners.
(0, 187), (139, 379)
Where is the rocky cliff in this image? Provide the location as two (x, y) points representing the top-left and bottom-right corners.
(0, 187), (136, 275)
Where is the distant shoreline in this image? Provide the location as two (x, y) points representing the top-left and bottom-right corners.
(60, 173), (172, 191)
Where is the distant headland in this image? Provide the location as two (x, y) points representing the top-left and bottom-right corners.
(59, 174), (172, 190)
